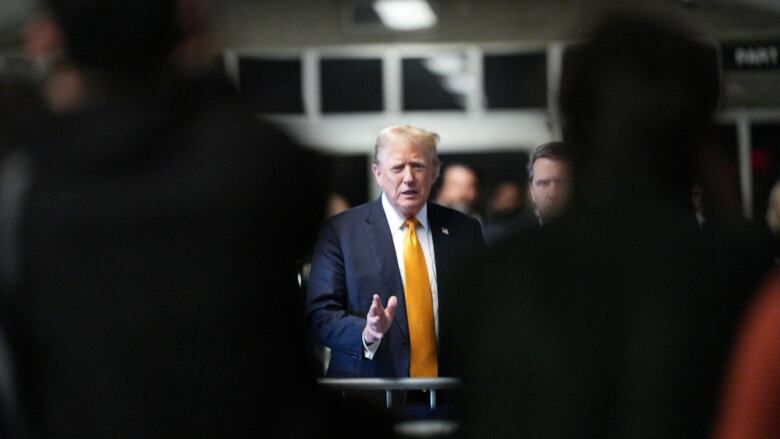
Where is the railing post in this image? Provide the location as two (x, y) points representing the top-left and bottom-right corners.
(430, 390), (437, 409)
(386, 390), (393, 409)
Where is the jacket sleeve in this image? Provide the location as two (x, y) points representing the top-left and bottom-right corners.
(305, 220), (364, 355)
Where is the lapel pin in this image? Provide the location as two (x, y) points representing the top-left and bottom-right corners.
(441, 227), (449, 235)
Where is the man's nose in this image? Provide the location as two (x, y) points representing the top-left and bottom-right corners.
(402, 166), (414, 183)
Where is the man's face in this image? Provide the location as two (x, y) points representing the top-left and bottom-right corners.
(529, 157), (571, 221)
(437, 166), (479, 214)
(372, 139), (437, 218)
(491, 182), (522, 213)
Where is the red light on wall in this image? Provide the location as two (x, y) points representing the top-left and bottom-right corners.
(752, 148), (772, 173)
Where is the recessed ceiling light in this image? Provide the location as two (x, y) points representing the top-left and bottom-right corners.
(372, 0), (438, 31)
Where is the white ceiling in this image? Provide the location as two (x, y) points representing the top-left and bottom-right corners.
(211, 0), (780, 50)
(2, 0), (780, 51)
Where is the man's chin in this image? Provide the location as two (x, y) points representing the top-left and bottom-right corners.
(397, 200), (424, 217)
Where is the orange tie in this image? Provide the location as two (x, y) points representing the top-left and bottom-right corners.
(403, 218), (438, 377)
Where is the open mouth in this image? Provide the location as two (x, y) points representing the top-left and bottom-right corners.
(401, 190), (418, 197)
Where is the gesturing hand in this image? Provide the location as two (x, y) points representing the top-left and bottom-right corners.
(363, 294), (398, 344)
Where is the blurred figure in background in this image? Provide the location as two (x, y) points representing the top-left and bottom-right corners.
(714, 270), (780, 439)
(0, 71), (35, 439)
(0, 0), (339, 436)
(691, 183), (706, 227)
(326, 192), (351, 218)
(487, 181), (524, 219)
(765, 179), (780, 259)
(526, 141), (572, 227)
(765, 180), (780, 235)
(434, 162), (481, 220)
(443, 8), (772, 438)
(482, 180), (525, 243)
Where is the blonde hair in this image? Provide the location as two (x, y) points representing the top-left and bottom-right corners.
(373, 124), (441, 177)
(766, 180), (780, 235)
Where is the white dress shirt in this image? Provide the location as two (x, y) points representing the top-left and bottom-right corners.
(364, 194), (439, 359)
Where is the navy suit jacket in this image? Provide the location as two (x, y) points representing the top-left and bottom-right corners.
(306, 198), (485, 378)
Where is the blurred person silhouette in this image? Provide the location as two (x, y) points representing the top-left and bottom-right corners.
(692, 183), (706, 227)
(488, 181), (524, 219)
(491, 181), (523, 211)
(482, 180), (525, 243)
(764, 179), (780, 259)
(0, 72), (37, 439)
(766, 180), (780, 235)
(434, 162), (481, 219)
(442, 8), (772, 439)
(0, 0), (384, 437)
(326, 192), (351, 218)
(713, 269), (780, 439)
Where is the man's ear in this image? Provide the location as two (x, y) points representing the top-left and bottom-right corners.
(23, 12), (64, 62)
(371, 164), (383, 186)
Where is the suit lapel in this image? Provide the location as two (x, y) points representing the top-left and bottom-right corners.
(364, 198), (409, 341)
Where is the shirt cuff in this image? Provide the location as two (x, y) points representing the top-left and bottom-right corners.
(363, 335), (381, 359)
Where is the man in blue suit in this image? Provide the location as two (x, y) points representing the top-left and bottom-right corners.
(307, 125), (484, 378)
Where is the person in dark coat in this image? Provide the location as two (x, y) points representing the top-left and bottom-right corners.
(0, 1), (336, 436)
(307, 125), (485, 379)
(442, 9), (773, 438)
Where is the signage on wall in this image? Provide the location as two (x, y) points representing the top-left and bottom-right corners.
(722, 42), (780, 70)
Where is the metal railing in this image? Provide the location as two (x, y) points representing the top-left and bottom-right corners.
(317, 377), (460, 409)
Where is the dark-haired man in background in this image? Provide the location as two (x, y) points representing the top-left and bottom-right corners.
(527, 141), (572, 227)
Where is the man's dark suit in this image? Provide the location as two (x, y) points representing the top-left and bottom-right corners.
(306, 198), (484, 378)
